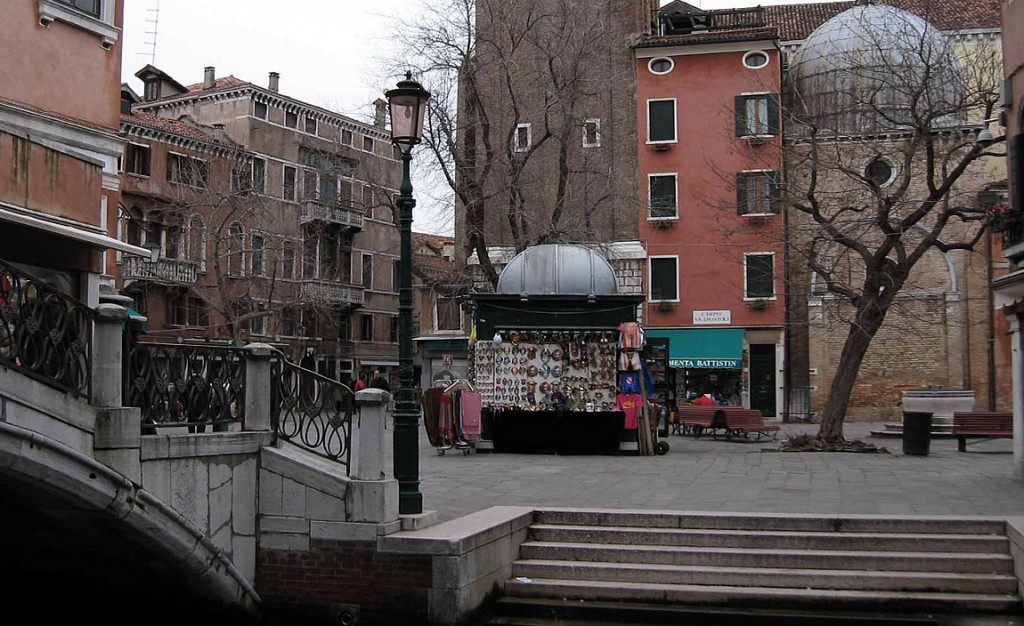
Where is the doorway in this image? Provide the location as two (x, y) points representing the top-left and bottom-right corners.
(749, 344), (777, 417)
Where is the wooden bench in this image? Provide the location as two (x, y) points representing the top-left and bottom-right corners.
(720, 408), (781, 441)
(952, 411), (1012, 452)
(676, 405), (725, 438)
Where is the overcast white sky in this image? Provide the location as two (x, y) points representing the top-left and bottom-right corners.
(120, 0), (839, 233)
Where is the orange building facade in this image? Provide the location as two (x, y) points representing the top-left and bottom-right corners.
(633, 8), (786, 417)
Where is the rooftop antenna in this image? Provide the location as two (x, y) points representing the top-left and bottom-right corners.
(138, 0), (160, 65)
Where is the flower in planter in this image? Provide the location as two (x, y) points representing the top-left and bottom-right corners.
(987, 204), (1016, 232)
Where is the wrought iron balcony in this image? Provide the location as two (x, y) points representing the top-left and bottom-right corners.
(300, 279), (365, 305)
(122, 256), (199, 284)
(300, 200), (364, 230)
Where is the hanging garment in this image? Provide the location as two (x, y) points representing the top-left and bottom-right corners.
(439, 393), (456, 446)
(618, 322), (645, 350)
(619, 372), (640, 394)
(460, 391), (482, 442)
(616, 392), (643, 429)
(618, 351), (643, 372)
(421, 387), (443, 447)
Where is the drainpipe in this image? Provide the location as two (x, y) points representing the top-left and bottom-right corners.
(988, 231), (997, 410)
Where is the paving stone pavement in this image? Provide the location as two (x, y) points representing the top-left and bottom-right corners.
(386, 421), (1024, 522)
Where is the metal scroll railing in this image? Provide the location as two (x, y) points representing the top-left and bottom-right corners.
(271, 353), (354, 473)
(125, 341), (245, 433)
(0, 258), (93, 399)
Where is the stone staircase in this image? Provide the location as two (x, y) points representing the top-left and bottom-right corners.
(487, 509), (1022, 625)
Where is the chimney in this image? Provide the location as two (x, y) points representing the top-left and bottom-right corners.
(374, 98), (387, 128)
(211, 124), (227, 141)
(203, 66), (215, 90)
(268, 72), (280, 93)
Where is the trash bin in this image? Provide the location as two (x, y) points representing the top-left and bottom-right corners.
(902, 411), (932, 456)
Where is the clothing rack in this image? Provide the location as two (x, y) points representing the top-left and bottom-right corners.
(444, 379), (476, 394)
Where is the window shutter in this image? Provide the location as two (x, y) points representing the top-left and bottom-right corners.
(768, 170), (781, 213)
(736, 172), (748, 214)
(735, 95), (747, 136)
(1011, 134), (1022, 214)
(767, 94), (780, 136)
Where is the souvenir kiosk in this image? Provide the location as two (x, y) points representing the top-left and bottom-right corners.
(469, 245), (645, 454)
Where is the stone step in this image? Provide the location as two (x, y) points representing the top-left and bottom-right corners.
(512, 559), (1019, 594)
(502, 578), (1022, 614)
(489, 597), (950, 625)
(531, 510), (1007, 535)
(518, 541), (1015, 573)
(528, 525), (1009, 553)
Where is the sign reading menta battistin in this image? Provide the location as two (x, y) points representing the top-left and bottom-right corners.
(692, 310), (731, 325)
(670, 358), (742, 369)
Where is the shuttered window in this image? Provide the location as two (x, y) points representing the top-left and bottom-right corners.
(650, 257), (678, 301)
(648, 100), (676, 143)
(745, 253), (775, 298)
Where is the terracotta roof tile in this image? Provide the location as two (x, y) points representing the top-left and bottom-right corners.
(764, 0), (1000, 42)
(184, 76), (250, 93)
(121, 111), (238, 148)
(413, 232), (455, 249)
(637, 26), (778, 47)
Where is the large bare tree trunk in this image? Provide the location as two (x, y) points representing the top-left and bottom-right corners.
(817, 300), (887, 441)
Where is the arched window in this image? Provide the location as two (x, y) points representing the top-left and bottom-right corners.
(188, 215), (206, 263)
(227, 222), (245, 276)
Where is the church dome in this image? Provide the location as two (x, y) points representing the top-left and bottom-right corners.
(496, 244), (618, 296)
(788, 3), (963, 135)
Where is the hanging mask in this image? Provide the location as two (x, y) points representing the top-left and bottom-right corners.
(540, 347), (551, 364)
(527, 346), (537, 359)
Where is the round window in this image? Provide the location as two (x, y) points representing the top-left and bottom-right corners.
(864, 157), (894, 187)
(743, 51), (769, 69)
(648, 57), (674, 75)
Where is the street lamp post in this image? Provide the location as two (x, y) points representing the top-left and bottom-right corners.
(386, 72), (431, 515)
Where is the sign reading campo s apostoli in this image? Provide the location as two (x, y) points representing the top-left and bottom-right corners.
(692, 310), (731, 325)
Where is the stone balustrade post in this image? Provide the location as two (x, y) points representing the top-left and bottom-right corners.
(92, 304), (142, 482)
(244, 343), (275, 433)
(353, 389), (390, 480)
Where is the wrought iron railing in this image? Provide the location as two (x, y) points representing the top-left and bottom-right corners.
(122, 256), (199, 284)
(271, 353), (354, 472)
(125, 341), (245, 433)
(0, 258), (93, 398)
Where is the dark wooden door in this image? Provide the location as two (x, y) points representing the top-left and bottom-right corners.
(749, 344), (776, 417)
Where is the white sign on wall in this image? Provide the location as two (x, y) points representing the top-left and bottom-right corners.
(692, 310), (732, 325)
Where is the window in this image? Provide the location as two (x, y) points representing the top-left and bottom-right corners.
(392, 260), (400, 293)
(360, 314), (374, 341)
(227, 223), (244, 276)
(338, 314), (352, 341)
(340, 179), (353, 207)
(361, 253), (373, 288)
(165, 221), (183, 260)
(285, 111), (298, 128)
(435, 297), (462, 331)
(251, 302), (267, 336)
(649, 257), (678, 301)
(342, 129), (353, 145)
(251, 234), (265, 276)
(735, 94), (779, 137)
(647, 99), (676, 143)
(144, 80), (159, 102)
(281, 306), (296, 336)
(56, 0), (100, 17)
(744, 253), (775, 299)
(301, 308), (318, 337)
(742, 51), (770, 69)
(864, 157), (894, 187)
(648, 57), (674, 75)
(649, 174), (677, 219)
(166, 292), (208, 327)
(232, 164), (251, 194)
(125, 143), (151, 176)
(320, 173), (337, 203)
(187, 215), (205, 262)
(282, 242), (295, 280)
(389, 317), (399, 343)
(362, 185), (374, 209)
(304, 115), (317, 134)
(583, 119), (601, 148)
(362, 136), (374, 152)
(303, 170), (318, 200)
(167, 153), (208, 188)
(254, 101), (268, 119)
(514, 124), (531, 152)
(252, 158), (266, 194)
(736, 171), (779, 215)
(283, 165), (297, 201)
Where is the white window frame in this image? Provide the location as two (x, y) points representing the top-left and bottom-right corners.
(39, 0), (118, 49)
(743, 252), (777, 300)
(648, 57), (675, 75)
(124, 142), (151, 177)
(304, 115), (318, 135)
(362, 136), (374, 153)
(514, 123), (532, 153)
(648, 255), (680, 302)
(361, 252), (374, 290)
(583, 119), (601, 148)
(433, 296), (464, 333)
(254, 101), (268, 120)
(251, 157), (267, 194)
(167, 151), (208, 189)
(648, 172), (678, 220)
(646, 98), (677, 144)
(737, 169), (776, 216)
(742, 50), (770, 70)
(282, 164), (297, 201)
(738, 92), (774, 138)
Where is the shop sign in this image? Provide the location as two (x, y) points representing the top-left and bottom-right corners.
(670, 358), (742, 369)
(443, 354), (453, 365)
(692, 310), (731, 325)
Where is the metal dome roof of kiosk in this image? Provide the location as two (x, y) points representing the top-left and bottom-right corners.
(496, 244), (619, 297)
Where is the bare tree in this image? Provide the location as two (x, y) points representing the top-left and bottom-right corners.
(782, 8), (1005, 440)
(386, 0), (647, 288)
